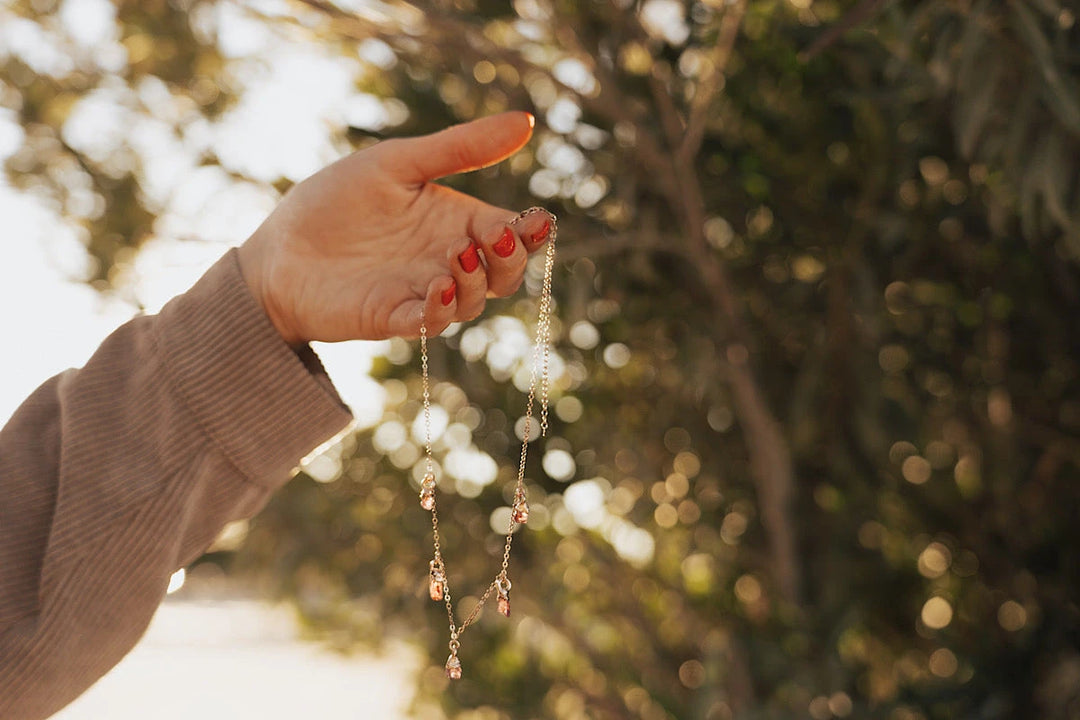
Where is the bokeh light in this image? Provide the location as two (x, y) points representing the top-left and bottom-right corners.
(921, 597), (953, 630)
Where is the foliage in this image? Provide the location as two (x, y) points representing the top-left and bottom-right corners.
(4, 0), (1080, 718)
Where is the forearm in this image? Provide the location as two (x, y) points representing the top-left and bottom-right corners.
(0, 249), (352, 719)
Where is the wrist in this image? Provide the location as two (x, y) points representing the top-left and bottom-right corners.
(237, 236), (304, 349)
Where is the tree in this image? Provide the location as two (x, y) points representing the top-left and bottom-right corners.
(4, 0), (1079, 717)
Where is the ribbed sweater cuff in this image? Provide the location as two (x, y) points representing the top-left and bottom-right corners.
(155, 248), (353, 486)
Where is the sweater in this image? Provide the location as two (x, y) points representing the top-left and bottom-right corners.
(0, 249), (354, 718)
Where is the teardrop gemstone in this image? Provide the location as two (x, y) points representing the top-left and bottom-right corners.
(429, 561), (446, 601)
(511, 498), (529, 524)
(430, 576), (444, 601)
(445, 654), (462, 679)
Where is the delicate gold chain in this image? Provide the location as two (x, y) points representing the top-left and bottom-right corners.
(419, 207), (557, 680)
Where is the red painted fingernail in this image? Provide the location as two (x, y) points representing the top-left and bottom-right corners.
(441, 281), (456, 306)
(493, 227), (516, 257)
(458, 244), (480, 273)
(529, 219), (551, 244)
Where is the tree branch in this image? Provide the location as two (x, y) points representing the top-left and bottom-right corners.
(678, 0), (747, 167)
(649, 69), (687, 151)
(606, 0), (801, 605)
(798, 0), (891, 62)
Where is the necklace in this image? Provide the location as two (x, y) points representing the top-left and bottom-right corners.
(418, 207), (557, 680)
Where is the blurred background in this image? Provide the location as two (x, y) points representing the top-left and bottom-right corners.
(3, 0), (1080, 718)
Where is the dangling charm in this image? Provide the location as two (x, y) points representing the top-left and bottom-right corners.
(496, 577), (512, 617)
(419, 471), (436, 511)
(429, 560), (446, 602)
(511, 489), (529, 524)
(445, 652), (462, 680)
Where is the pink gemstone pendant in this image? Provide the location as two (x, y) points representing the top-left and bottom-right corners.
(511, 498), (529, 524)
(496, 577), (511, 617)
(445, 653), (462, 679)
(419, 471), (437, 510)
(429, 560), (446, 601)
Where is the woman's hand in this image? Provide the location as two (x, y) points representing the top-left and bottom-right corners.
(237, 111), (553, 345)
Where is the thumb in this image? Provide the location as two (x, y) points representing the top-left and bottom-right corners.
(385, 111), (535, 184)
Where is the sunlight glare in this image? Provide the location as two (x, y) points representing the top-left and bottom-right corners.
(166, 568), (186, 595)
(564, 479), (606, 529)
(411, 405), (448, 444)
(59, 0), (116, 48)
(444, 447), (498, 487)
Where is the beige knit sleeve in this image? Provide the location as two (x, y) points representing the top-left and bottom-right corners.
(0, 248), (354, 719)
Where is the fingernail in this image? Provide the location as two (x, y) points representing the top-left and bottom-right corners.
(493, 227), (516, 258)
(529, 219), (551, 244)
(441, 281), (456, 306)
(458, 244), (480, 273)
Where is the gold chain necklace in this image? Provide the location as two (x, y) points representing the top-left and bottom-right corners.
(418, 207), (556, 680)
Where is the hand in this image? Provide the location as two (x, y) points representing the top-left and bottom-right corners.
(237, 111), (554, 345)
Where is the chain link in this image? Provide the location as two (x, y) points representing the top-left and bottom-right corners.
(418, 207), (557, 649)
